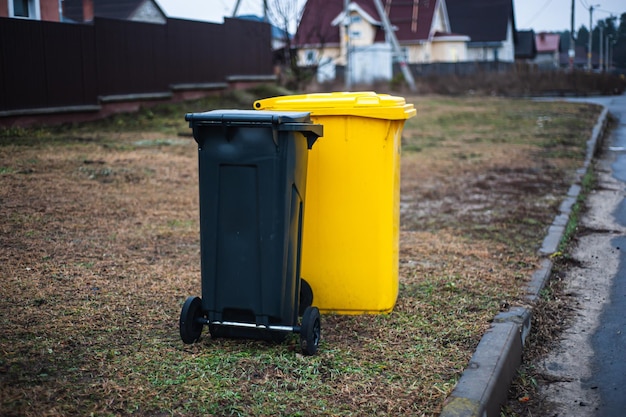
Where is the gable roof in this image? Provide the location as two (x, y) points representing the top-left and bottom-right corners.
(63, 0), (166, 22)
(446, 0), (515, 43)
(331, 2), (380, 27)
(296, 0), (444, 47)
(96, 0), (156, 20)
(535, 32), (560, 53)
(373, 0), (441, 43)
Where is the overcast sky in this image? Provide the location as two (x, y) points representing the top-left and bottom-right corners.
(156, 0), (624, 33)
(156, 0), (271, 23)
(514, 0), (624, 32)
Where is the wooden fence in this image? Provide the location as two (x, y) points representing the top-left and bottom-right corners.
(0, 16), (273, 114)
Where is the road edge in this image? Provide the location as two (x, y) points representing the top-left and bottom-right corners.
(438, 105), (610, 417)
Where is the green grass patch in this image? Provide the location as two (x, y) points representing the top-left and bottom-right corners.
(558, 168), (597, 253)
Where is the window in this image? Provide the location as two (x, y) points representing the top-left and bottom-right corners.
(9, 0), (40, 19)
(350, 31), (361, 40)
(351, 16), (361, 24)
(306, 50), (317, 65)
(13, 0), (29, 17)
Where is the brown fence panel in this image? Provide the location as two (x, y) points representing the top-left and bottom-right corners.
(0, 18), (47, 110)
(0, 17), (97, 111)
(43, 21), (98, 107)
(94, 17), (168, 96)
(0, 16), (274, 113)
(165, 18), (272, 84)
(222, 18), (273, 77)
(166, 18), (227, 84)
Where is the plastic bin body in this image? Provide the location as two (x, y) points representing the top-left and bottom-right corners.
(254, 92), (416, 314)
(185, 110), (321, 331)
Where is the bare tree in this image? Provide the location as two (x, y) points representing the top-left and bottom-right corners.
(261, 0), (306, 89)
(264, 0), (338, 90)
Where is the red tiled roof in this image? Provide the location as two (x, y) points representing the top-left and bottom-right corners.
(535, 32), (560, 53)
(375, 0), (437, 43)
(295, 0), (439, 47)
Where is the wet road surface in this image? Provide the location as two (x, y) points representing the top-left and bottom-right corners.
(535, 93), (626, 416)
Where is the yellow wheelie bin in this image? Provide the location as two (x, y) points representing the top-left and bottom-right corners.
(253, 92), (416, 314)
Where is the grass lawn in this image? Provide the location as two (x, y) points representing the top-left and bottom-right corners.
(0, 88), (603, 416)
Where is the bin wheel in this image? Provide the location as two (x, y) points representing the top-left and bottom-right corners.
(300, 306), (321, 356)
(180, 296), (204, 344)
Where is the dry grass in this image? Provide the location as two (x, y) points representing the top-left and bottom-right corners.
(0, 91), (602, 416)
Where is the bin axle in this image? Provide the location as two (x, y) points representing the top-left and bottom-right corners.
(180, 296), (320, 355)
(196, 317), (300, 333)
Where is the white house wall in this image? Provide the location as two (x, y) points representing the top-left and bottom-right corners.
(431, 40), (467, 62)
(534, 52), (559, 68)
(466, 19), (515, 62)
(467, 47), (495, 61)
(501, 20), (515, 61)
(347, 13), (378, 46)
(406, 44), (430, 64)
(350, 43), (392, 83)
(335, 10), (379, 65)
(298, 46), (342, 67)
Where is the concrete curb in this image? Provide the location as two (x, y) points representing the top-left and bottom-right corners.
(439, 105), (610, 417)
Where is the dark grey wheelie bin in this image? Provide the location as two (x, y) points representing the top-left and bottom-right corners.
(180, 110), (323, 355)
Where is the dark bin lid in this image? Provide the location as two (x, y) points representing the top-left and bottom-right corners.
(186, 109), (310, 125)
(185, 109), (323, 148)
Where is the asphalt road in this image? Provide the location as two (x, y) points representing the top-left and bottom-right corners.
(534, 93), (626, 416)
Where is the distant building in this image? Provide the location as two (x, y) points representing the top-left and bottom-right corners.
(0, 0), (166, 23)
(0, 0), (61, 21)
(534, 32), (560, 69)
(295, 0), (475, 84)
(447, 0), (517, 62)
(63, 0), (166, 24)
(514, 30), (536, 62)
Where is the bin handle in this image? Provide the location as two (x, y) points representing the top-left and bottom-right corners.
(278, 123), (323, 149)
(185, 118), (323, 149)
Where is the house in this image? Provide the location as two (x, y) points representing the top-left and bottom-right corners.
(295, 0), (470, 83)
(1, 0), (166, 23)
(446, 0), (517, 62)
(514, 29), (536, 62)
(534, 32), (560, 68)
(1, 0), (61, 21)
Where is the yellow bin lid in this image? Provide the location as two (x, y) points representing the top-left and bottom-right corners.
(253, 91), (416, 120)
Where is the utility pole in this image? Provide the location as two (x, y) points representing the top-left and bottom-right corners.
(344, 0), (352, 90)
(605, 34), (609, 72)
(372, 0), (416, 92)
(569, 0), (575, 71)
(587, 5), (600, 71)
(599, 24), (603, 72)
(587, 6), (593, 72)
